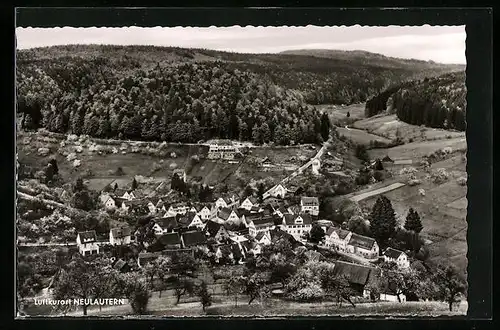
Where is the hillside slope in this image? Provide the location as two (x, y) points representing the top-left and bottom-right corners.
(16, 45), (463, 144)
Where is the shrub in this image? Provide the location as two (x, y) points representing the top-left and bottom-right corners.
(431, 168), (449, 184)
(115, 167), (125, 176)
(456, 176), (467, 186)
(355, 144), (370, 162)
(373, 170), (385, 182)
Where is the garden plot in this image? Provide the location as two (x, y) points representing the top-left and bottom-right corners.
(337, 127), (392, 145)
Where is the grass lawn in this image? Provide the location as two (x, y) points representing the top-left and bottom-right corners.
(337, 127), (392, 145)
(318, 103), (366, 125)
(446, 197), (468, 210)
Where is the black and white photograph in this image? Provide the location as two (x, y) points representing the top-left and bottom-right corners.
(15, 14), (471, 317)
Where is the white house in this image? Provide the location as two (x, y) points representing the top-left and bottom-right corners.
(76, 231), (99, 256)
(383, 247), (410, 270)
(300, 197), (319, 216)
(207, 140), (239, 160)
(216, 207), (240, 223)
(109, 227), (132, 245)
(247, 215), (277, 237)
(121, 191), (136, 201)
(204, 221), (230, 242)
(179, 212), (205, 230)
(147, 201), (157, 214)
(153, 216), (179, 235)
(347, 233), (379, 259)
(190, 205), (212, 221)
(324, 227), (352, 251)
(311, 158), (321, 175)
(282, 213), (313, 241)
(263, 183), (289, 200)
(165, 203), (189, 216)
(215, 196), (239, 210)
(100, 194), (116, 209)
(240, 196), (259, 211)
(255, 231), (272, 246)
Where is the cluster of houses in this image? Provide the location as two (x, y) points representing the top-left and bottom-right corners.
(206, 140), (242, 160)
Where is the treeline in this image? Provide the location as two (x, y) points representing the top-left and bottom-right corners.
(17, 56), (333, 145)
(393, 71), (466, 130)
(17, 45), (462, 110)
(364, 71), (466, 131)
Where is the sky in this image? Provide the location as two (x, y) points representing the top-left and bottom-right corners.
(15, 25), (466, 64)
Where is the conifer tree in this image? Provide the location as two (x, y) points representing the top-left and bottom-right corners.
(369, 195), (397, 247)
(404, 208), (423, 233)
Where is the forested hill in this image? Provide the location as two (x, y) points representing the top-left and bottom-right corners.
(366, 71), (466, 131)
(16, 45), (463, 144)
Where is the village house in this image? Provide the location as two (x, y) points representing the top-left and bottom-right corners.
(214, 195), (239, 210)
(229, 233), (249, 245)
(112, 258), (132, 273)
(137, 252), (160, 268)
(215, 207), (241, 224)
(190, 204), (212, 221)
(262, 183), (289, 200)
(181, 230), (208, 248)
(300, 196), (320, 216)
(255, 231), (272, 246)
(324, 227), (352, 251)
(240, 196), (259, 211)
(383, 247), (410, 270)
(282, 213), (313, 241)
(273, 205), (289, 218)
(247, 215), (278, 237)
(109, 226), (132, 245)
(207, 140), (239, 160)
(100, 194), (116, 209)
(172, 168), (187, 183)
(240, 240), (262, 257)
(178, 212), (205, 230)
(165, 202), (190, 217)
(119, 190), (137, 201)
(76, 230), (100, 256)
(152, 216), (179, 235)
(347, 233), (380, 259)
(260, 156), (274, 168)
(204, 220), (230, 242)
(156, 232), (182, 250)
(332, 260), (381, 297)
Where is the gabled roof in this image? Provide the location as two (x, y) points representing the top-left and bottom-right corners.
(383, 247), (404, 259)
(113, 259), (128, 271)
(244, 196), (258, 205)
(178, 212), (199, 227)
(204, 220), (224, 237)
(333, 261), (380, 286)
(283, 213), (313, 226)
(110, 227), (131, 238)
(231, 243), (244, 260)
(217, 207), (234, 221)
(182, 231), (207, 247)
(252, 215), (278, 227)
(348, 233), (377, 250)
(169, 202), (188, 209)
(250, 205), (261, 213)
(158, 232), (182, 246)
(255, 231), (269, 242)
(78, 230), (97, 242)
(301, 196), (319, 206)
(326, 227), (351, 239)
(155, 216), (178, 230)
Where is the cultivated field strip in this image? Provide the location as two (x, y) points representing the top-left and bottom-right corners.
(350, 182), (406, 202)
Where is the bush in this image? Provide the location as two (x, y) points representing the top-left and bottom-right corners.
(373, 170), (385, 182)
(115, 167), (125, 176)
(456, 176), (467, 186)
(431, 168), (449, 184)
(291, 283), (324, 302)
(355, 144), (370, 162)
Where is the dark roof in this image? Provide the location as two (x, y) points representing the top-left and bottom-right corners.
(348, 233), (377, 250)
(326, 227), (351, 239)
(78, 231), (97, 242)
(158, 232), (182, 246)
(155, 216), (179, 230)
(217, 207), (233, 221)
(383, 247), (404, 259)
(138, 252), (160, 265)
(240, 240), (253, 253)
(250, 205), (261, 212)
(236, 208), (252, 218)
(333, 261), (379, 286)
(301, 196), (319, 206)
(169, 202), (188, 209)
(178, 212), (199, 227)
(244, 196), (258, 205)
(231, 243), (244, 260)
(204, 220), (223, 237)
(110, 227), (132, 239)
(113, 259), (128, 271)
(283, 213), (313, 226)
(182, 230), (207, 247)
(255, 231), (269, 242)
(252, 215), (278, 227)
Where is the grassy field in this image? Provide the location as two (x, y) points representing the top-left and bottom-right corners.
(317, 103), (366, 125)
(353, 114), (465, 143)
(337, 127), (392, 145)
(369, 137), (467, 161)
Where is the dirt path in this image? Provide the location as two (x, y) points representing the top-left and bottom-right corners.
(349, 182), (406, 202)
(281, 139), (330, 184)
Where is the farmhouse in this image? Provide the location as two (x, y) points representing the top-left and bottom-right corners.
(383, 247), (410, 270)
(300, 197), (319, 216)
(76, 231), (99, 256)
(347, 233), (379, 259)
(324, 227), (352, 251)
(263, 183), (289, 200)
(332, 260), (381, 297)
(215, 207), (241, 224)
(255, 231), (272, 246)
(282, 213), (313, 241)
(191, 204), (212, 221)
(109, 226), (132, 246)
(181, 230), (208, 248)
(207, 140), (239, 160)
(247, 215), (278, 237)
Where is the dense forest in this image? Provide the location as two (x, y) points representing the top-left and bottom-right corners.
(364, 71), (466, 131)
(16, 45), (464, 143)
